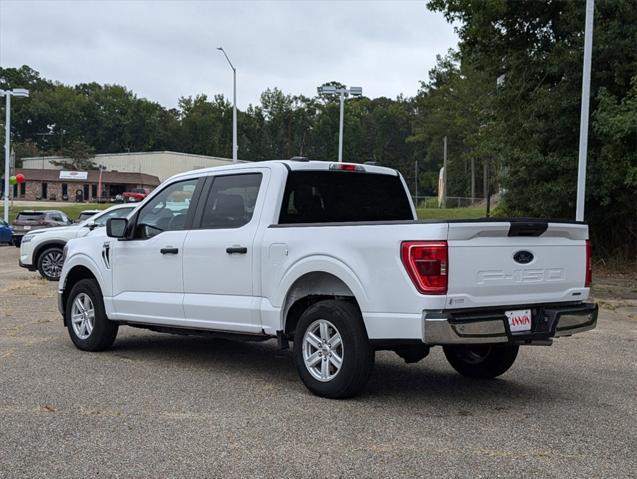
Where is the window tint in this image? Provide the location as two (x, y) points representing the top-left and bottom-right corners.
(200, 173), (262, 229)
(279, 171), (413, 224)
(16, 212), (45, 222)
(92, 207), (134, 226)
(135, 178), (198, 238)
(48, 213), (64, 222)
(79, 212), (97, 222)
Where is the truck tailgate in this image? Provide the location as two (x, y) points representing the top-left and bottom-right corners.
(446, 221), (589, 309)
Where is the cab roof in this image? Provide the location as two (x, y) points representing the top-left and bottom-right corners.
(169, 160), (399, 182)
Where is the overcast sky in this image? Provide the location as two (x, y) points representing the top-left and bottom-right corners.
(0, 0), (458, 109)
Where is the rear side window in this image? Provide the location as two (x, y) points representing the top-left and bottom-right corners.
(200, 173), (263, 229)
(16, 212), (45, 222)
(278, 171), (413, 224)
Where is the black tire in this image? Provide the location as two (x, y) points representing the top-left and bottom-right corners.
(66, 278), (118, 351)
(443, 344), (519, 379)
(13, 237), (21, 247)
(37, 246), (64, 281)
(293, 300), (374, 399)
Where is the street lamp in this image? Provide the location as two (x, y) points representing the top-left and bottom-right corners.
(317, 84), (363, 162)
(217, 47), (238, 162)
(1, 88), (30, 223)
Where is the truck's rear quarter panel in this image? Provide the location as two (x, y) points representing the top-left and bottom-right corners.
(261, 222), (450, 339)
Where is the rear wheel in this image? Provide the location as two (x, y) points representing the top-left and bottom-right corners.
(37, 246), (64, 281)
(66, 279), (118, 351)
(443, 344), (519, 379)
(293, 300), (374, 398)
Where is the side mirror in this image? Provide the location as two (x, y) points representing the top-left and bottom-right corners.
(86, 220), (97, 230)
(107, 218), (128, 238)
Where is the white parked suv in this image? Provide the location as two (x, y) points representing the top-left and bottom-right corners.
(19, 204), (135, 281)
(58, 160), (598, 398)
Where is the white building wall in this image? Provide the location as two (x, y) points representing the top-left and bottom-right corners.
(22, 151), (243, 182)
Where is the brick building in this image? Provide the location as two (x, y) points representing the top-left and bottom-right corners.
(10, 168), (160, 202)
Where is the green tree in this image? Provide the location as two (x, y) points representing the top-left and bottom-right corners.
(427, 0), (637, 257)
(51, 140), (96, 170)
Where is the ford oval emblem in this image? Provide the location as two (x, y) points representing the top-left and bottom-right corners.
(513, 250), (534, 264)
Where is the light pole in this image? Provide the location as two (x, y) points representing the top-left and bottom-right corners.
(217, 47), (238, 162)
(1, 88), (29, 223)
(317, 84), (363, 162)
(576, 0), (594, 221)
(442, 136), (448, 208)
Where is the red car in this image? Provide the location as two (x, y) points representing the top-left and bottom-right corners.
(122, 188), (149, 202)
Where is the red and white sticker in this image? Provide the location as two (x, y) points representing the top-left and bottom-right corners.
(506, 309), (532, 332)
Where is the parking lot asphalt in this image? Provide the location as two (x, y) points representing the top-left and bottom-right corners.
(0, 245), (635, 478)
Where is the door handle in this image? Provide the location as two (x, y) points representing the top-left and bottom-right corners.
(160, 247), (179, 255)
(226, 246), (248, 254)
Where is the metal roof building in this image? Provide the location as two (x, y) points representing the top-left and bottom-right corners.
(21, 151), (241, 182)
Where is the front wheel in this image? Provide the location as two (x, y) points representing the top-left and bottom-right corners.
(293, 300), (374, 399)
(37, 246), (65, 281)
(443, 344), (519, 379)
(66, 278), (118, 351)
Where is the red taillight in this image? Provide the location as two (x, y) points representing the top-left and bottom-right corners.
(401, 241), (448, 295)
(585, 239), (592, 287)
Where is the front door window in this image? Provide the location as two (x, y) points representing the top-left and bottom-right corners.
(135, 178), (198, 239)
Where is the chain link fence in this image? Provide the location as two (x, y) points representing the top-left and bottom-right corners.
(412, 196), (484, 209)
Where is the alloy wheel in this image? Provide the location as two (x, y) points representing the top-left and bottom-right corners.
(71, 293), (95, 340)
(302, 319), (344, 382)
(41, 250), (64, 278)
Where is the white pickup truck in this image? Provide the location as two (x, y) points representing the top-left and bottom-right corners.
(58, 160), (598, 398)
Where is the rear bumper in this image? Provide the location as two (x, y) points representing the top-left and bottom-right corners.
(423, 302), (598, 345)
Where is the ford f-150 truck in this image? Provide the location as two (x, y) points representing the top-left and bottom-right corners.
(58, 160), (598, 398)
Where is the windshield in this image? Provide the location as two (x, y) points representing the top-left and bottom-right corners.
(79, 212), (98, 221)
(86, 207), (135, 227)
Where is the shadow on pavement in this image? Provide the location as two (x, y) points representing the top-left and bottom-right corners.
(105, 331), (552, 408)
